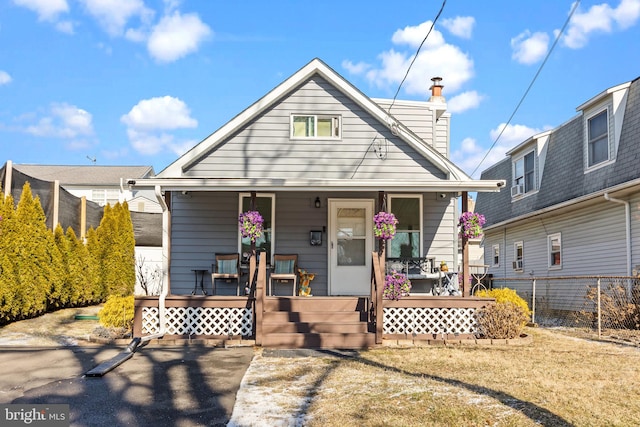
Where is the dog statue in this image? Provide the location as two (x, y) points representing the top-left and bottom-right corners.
(298, 269), (315, 296)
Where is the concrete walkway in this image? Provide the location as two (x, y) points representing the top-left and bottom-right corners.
(0, 344), (254, 427)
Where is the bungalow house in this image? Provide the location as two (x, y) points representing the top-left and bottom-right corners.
(130, 58), (504, 348)
(476, 76), (640, 313)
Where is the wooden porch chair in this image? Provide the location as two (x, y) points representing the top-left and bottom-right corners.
(212, 253), (241, 296)
(269, 254), (298, 296)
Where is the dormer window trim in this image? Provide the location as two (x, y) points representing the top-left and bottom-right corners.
(511, 149), (536, 199)
(584, 106), (612, 171)
(290, 114), (342, 140)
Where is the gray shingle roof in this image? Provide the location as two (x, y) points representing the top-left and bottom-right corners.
(12, 164), (154, 186)
(477, 76), (640, 227)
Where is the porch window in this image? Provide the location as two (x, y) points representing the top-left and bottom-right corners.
(492, 244), (499, 267)
(291, 115), (341, 139)
(388, 195), (422, 258)
(548, 233), (562, 269)
(239, 194), (274, 263)
(587, 109), (609, 167)
(513, 241), (523, 271)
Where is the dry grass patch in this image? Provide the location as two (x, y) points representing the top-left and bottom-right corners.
(300, 328), (640, 426)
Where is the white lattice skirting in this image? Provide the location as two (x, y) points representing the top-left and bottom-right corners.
(142, 307), (253, 337)
(383, 307), (478, 335)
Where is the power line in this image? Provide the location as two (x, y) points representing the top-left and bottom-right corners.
(471, 0), (581, 177)
(387, 0), (447, 114)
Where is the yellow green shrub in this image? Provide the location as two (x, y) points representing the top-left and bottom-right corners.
(98, 295), (134, 329)
(475, 287), (531, 316)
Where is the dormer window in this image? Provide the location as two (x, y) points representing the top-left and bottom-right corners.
(511, 151), (535, 197)
(291, 114), (341, 139)
(587, 109), (609, 167)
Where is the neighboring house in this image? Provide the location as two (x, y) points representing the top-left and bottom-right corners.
(476, 77), (640, 289)
(1, 162), (162, 295)
(131, 58), (504, 348)
(6, 164), (157, 212)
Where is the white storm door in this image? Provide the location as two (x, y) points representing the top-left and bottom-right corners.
(329, 199), (374, 295)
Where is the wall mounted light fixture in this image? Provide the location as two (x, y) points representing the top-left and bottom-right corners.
(315, 197), (321, 208)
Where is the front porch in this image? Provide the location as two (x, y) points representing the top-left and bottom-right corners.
(133, 253), (494, 349)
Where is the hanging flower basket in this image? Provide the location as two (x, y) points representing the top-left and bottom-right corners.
(458, 211), (486, 239)
(373, 212), (398, 240)
(239, 210), (263, 242)
(383, 270), (411, 300)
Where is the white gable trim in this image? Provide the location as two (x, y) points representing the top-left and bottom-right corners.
(157, 58), (469, 181)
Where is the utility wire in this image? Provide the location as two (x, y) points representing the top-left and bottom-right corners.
(387, 0), (447, 114)
(471, 0), (581, 177)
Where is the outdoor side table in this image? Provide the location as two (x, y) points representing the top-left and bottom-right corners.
(191, 269), (208, 295)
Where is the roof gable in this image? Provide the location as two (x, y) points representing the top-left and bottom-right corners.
(157, 58), (469, 181)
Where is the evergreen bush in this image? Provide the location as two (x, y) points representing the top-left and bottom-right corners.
(98, 295), (134, 329)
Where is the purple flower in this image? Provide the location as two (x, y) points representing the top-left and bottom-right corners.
(458, 211), (486, 239)
(373, 212), (398, 240)
(383, 270), (411, 300)
(239, 210), (263, 242)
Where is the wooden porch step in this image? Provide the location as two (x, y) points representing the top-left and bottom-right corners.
(263, 311), (366, 323)
(264, 296), (368, 312)
(262, 332), (375, 349)
(262, 321), (368, 334)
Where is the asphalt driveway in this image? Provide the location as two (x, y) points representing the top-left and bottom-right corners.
(0, 344), (254, 427)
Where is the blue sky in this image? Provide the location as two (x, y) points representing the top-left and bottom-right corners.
(1, 0), (639, 177)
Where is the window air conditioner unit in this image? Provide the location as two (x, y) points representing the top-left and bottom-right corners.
(512, 260), (523, 270)
(511, 184), (524, 197)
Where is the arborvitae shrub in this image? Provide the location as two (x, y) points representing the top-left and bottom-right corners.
(99, 295), (134, 329)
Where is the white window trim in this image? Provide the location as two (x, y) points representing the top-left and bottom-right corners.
(513, 241), (523, 272)
(492, 244), (500, 268)
(290, 114), (342, 140)
(388, 194), (423, 257)
(548, 233), (562, 270)
(238, 193), (276, 263)
(584, 106), (612, 171)
(511, 150), (536, 199)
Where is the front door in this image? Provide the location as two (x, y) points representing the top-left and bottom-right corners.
(328, 199), (374, 295)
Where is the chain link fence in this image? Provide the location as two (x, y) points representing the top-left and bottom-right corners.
(489, 276), (640, 341)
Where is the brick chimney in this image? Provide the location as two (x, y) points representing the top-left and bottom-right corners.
(429, 77), (445, 102)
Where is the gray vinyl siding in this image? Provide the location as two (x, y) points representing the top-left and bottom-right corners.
(168, 191), (457, 295)
(185, 76), (446, 180)
(485, 200), (629, 281)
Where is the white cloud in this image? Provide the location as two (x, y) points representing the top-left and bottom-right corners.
(452, 123), (545, 177)
(0, 70), (12, 85)
(511, 30), (549, 65)
(55, 20), (74, 34)
(440, 16), (475, 39)
(25, 103), (94, 139)
(12, 0), (68, 22)
(147, 11), (212, 63)
(342, 60), (370, 75)
(346, 20), (474, 97)
(448, 91), (483, 113)
(562, 0), (640, 49)
(121, 96), (198, 155)
(121, 96), (197, 130)
(79, 0), (153, 37)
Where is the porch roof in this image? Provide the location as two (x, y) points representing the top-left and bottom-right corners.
(126, 176), (505, 193)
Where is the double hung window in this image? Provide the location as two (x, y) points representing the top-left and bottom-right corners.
(587, 109), (609, 167)
(388, 195), (422, 258)
(513, 151), (535, 194)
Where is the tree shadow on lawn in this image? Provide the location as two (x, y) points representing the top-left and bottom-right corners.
(278, 349), (572, 426)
